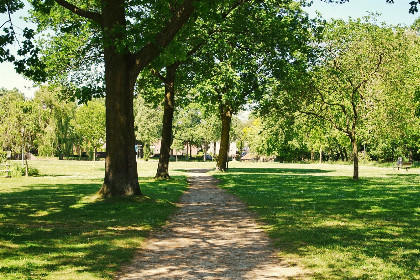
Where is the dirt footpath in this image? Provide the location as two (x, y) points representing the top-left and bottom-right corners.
(116, 169), (308, 279)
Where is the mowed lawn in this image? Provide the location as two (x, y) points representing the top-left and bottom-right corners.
(214, 162), (420, 279)
(0, 160), (190, 280)
(1, 160), (419, 279)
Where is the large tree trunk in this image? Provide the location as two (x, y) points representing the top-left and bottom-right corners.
(351, 136), (359, 180)
(156, 64), (177, 179)
(99, 1), (141, 197)
(217, 105), (232, 171)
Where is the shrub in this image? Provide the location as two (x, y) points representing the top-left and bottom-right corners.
(9, 164), (39, 177)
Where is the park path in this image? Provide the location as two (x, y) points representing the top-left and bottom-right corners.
(116, 169), (308, 279)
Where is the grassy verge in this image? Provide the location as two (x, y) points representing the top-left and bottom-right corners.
(214, 162), (420, 279)
(0, 160), (188, 280)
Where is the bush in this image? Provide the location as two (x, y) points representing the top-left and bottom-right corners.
(9, 164), (39, 177)
(0, 150), (7, 163)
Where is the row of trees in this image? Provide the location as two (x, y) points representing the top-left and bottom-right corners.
(1, 1), (419, 196)
(0, 87), (105, 160)
(0, 86), (227, 162)
(257, 18), (420, 179)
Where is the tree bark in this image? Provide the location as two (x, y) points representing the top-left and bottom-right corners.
(319, 147), (322, 164)
(214, 142), (217, 160)
(351, 136), (359, 180)
(344, 147), (348, 162)
(203, 141), (207, 161)
(217, 105), (232, 171)
(99, 1), (140, 197)
(156, 64), (177, 179)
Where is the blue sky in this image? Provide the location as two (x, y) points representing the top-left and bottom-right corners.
(0, 0), (418, 99)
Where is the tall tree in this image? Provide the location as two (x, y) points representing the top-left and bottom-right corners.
(299, 18), (418, 179)
(145, 2), (250, 179)
(192, 1), (316, 170)
(0, 88), (40, 157)
(73, 99), (105, 161)
(24, 0), (208, 197)
(34, 86), (77, 159)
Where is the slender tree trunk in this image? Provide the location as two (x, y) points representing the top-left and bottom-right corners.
(156, 64), (177, 179)
(217, 105), (232, 171)
(203, 141), (207, 161)
(351, 136), (359, 180)
(319, 147), (322, 164)
(186, 143), (189, 160)
(99, 1), (140, 197)
(343, 147), (348, 161)
(214, 142), (217, 160)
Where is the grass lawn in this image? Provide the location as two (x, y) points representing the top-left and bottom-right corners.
(0, 159), (193, 280)
(214, 162), (420, 279)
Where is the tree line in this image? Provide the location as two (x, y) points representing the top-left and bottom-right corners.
(0, 86), (105, 160)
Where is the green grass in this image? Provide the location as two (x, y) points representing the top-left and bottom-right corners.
(0, 160), (189, 279)
(213, 162), (420, 280)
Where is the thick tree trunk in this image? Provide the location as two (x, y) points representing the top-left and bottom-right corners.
(99, 53), (141, 196)
(351, 137), (359, 180)
(217, 105), (232, 171)
(99, 1), (140, 197)
(156, 64), (177, 179)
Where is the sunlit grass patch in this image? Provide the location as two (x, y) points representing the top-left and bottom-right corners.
(0, 160), (188, 279)
(214, 162), (420, 279)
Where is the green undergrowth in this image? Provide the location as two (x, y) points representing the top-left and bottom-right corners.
(214, 163), (420, 279)
(0, 160), (188, 279)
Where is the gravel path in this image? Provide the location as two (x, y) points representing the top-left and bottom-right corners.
(116, 169), (308, 279)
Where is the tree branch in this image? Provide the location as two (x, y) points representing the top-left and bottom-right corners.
(133, 0), (198, 72)
(150, 68), (166, 82)
(54, 0), (102, 25)
(354, 53), (383, 95)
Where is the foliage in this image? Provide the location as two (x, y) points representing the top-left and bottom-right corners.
(173, 103), (203, 150)
(33, 86), (77, 159)
(286, 17), (420, 177)
(0, 88), (40, 155)
(73, 98), (105, 159)
(133, 95), (163, 148)
(215, 163), (420, 279)
(8, 163), (39, 177)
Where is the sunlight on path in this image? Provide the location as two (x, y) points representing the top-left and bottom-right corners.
(116, 169), (308, 279)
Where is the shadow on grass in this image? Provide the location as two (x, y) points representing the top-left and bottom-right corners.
(215, 169), (419, 279)
(0, 176), (187, 279)
(226, 167), (333, 174)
